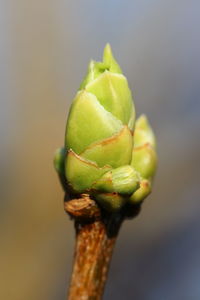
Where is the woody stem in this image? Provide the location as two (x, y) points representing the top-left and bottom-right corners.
(65, 196), (123, 300)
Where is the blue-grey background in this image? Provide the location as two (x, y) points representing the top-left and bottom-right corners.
(0, 1), (200, 299)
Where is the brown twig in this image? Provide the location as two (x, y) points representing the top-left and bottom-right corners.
(64, 195), (123, 300)
(64, 194), (140, 300)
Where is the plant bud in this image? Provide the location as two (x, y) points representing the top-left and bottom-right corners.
(129, 115), (157, 204)
(54, 45), (157, 211)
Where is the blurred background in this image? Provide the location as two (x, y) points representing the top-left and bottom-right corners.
(1, 0), (200, 299)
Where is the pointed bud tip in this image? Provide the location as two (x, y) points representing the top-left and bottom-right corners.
(103, 43), (113, 64)
(88, 59), (95, 68)
(136, 114), (148, 127)
(103, 43), (112, 55)
(135, 114), (156, 148)
(103, 44), (122, 74)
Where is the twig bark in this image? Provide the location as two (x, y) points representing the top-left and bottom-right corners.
(64, 195), (123, 300)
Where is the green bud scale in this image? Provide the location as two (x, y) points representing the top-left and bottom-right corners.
(54, 44), (157, 212)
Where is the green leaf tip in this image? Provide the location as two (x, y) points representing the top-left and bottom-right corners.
(103, 43), (122, 74)
(80, 44), (122, 89)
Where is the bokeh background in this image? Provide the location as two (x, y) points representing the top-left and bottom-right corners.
(1, 1), (200, 299)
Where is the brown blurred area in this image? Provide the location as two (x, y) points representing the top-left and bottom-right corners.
(0, 1), (200, 299)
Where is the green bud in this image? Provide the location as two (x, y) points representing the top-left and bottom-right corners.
(134, 114), (156, 148)
(54, 147), (66, 175)
(54, 45), (157, 212)
(131, 144), (157, 179)
(130, 179), (151, 204)
(128, 114), (157, 204)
